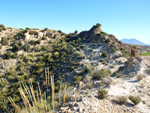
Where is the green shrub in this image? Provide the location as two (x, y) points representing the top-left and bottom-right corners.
(4, 51), (12, 59)
(89, 48), (93, 52)
(129, 96), (141, 105)
(96, 23), (101, 27)
(111, 48), (115, 52)
(117, 96), (127, 105)
(86, 81), (93, 89)
(42, 36), (46, 40)
(29, 40), (37, 45)
(101, 77), (112, 86)
(44, 28), (48, 31)
(54, 52), (59, 58)
(116, 72), (123, 78)
(100, 32), (108, 35)
(0, 24), (6, 31)
(101, 51), (107, 57)
(133, 45), (137, 49)
(145, 69), (150, 74)
(97, 88), (108, 99)
(137, 74), (144, 81)
(1, 38), (9, 45)
(0, 44), (2, 49)
(25, 27), (30, 31)
(94, 31), (97, 34)
(79, 45), (86, 49)
(84, 64), (92, 73)
(7, 27), (12, 29)
(91, 69), (111, 80)
(76, 47), (80, 51)
(12, 44), (21, 52)
(11, 53), (18, 59)
(102, 60), (107, 64)
(120, 48), (130, 56)
(47, 53), (53, 62)
(110, 65), (114, 68)
(106, 39), (110, 43)
(73, 75), (82, 85)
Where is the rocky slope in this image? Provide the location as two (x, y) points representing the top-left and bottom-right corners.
(0, 24), (149, 113)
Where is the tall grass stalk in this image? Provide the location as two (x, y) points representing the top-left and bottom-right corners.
(63, 83), (67, 105)
(30, 83), (38, 111)
(8, 97), (21, 113)
(104, 99), (105, 113)
(97, 107), (102, 113)
(59, 80), (62, 105)
(74, 85), (81, 103)
(51, 75), (55, 113)
(65, 107), (69, 113)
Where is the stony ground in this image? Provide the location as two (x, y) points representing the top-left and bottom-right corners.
(59, 56), (150, 113)
(59, 76), (150, 113)
(0, 26), (150, 113)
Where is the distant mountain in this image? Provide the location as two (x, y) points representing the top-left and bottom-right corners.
(120, 38), (149, 46)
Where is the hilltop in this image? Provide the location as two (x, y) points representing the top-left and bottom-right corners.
(0, 24), (150, 113)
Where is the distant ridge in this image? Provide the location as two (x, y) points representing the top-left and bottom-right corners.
(120, 38), (150, 46)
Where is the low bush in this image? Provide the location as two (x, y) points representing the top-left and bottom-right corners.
(97, 88), (108, 99)
(12, 44), (21, 52)
(84, 64), (92, 73)
(29, 40), (37, 45)
(129, 96), (141, 105)
(4, 51), (12, 59)
(24, 43), (30, 51)
(92, 69), (111, 80)
(1, 38), (9, 45)
(106, 39), (110, 43)
(73, 75), (82, 85)
(86, 81), (93, 89)
(0, 24), (6, 31)
(137, 74), (144, 81)
(25, 27), (30, 31)
(120, 48), (130, 56)
(111, 48), (115, 52)
(96, 23), (101, 27)
(117, 96), (127, 105)
(116, 72), (123, 78)
(0, 44), (2, 49)
(101, 77), (112, 86)
(54, 52), (59, 58)
(101, 51), (107, 57)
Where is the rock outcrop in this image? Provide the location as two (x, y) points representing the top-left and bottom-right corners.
(78, 24), (141, 57)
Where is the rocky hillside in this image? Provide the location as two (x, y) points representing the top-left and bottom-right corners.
(1, 24), (150, 113)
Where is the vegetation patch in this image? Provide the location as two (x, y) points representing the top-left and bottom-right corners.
(91, 69), (111, 80)
(142, 52), (150, 56)
(97, 88), (108, 99)
(117, 96), (127, 105)
(129, 96), (141, 105)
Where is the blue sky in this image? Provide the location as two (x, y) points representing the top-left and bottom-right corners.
(0, 0), (150, 44)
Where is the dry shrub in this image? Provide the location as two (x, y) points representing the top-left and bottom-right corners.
(101, 77), (112, 86)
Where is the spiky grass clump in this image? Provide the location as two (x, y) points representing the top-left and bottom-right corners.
(7, 68), (81, 113)
(137, 74), (144, 81)
(92, 69), (111, 80)
(129, 96), (141, 105)
(8, 68), (54, 113)
(8, 82), (51, 113)
(117, 96), (127, 105)
(97, 88), (108, 99)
